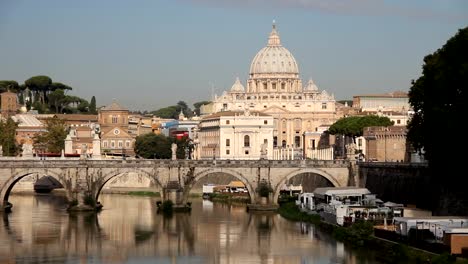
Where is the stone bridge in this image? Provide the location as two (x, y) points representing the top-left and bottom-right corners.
(0, 159), (353, 211)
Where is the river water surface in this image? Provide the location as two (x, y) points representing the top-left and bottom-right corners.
(0, 194), (380, 264)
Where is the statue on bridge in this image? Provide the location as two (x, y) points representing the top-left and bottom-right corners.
(171, 143), (178, 160)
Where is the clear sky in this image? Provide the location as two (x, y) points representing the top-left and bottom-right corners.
(1, 0), (467, 111)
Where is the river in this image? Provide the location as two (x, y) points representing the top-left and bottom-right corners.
(0, 193), (380, 263)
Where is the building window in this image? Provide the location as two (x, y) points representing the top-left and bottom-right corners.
(244, 135), (250, 147)
(282, 140), (287, 148)
(226, 120), (230, 125)
(321, 103), (327, 109)
(310, 139), (316, 149)
(295, 119), (301, 129)
(264, 139), (268, 146)
(111, 141), (115, 148)
(226, 139), (230, 147)
(264, 120), (268, 124)
(295, 136), (301, 148)
(273, 137), (277, 147)
(281, 83), (285, 90)
(245, 150), (249, 155)
(226, 150), (230, 155)
(118, 141), (123, 148)
(358, 138), (362, 147)
(397, 119), (401, 124)
(263, 83), (267, 90)
(103, 141), (108, 148)
(126, 140), (131, 148)
(112, 115), (118, 123)
(272, 83), (276, 89)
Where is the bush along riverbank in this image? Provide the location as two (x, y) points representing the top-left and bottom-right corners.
(208, 193), (250, 204)
(278, 202), (468, 264)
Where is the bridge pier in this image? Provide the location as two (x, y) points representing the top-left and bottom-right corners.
(159, 181), (191, 212)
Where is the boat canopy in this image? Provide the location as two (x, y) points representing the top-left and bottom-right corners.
(313, 187), (371, 199)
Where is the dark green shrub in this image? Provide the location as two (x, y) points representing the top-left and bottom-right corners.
(83, 194), (96, 207)
(161, 200), (173, 214)
(256, 179), (272, 197)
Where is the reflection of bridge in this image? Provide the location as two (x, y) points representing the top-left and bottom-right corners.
(0, 159), (353, 211)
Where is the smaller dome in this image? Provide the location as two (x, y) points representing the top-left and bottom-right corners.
(230, 77), (245, 92)
(304, 79), (319, 91)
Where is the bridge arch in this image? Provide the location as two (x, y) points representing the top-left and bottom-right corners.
(185, 168), (256, 203)
(272, 168), (341, 203)
(95, 169), (163, 202)
(0, 170), (68, 207)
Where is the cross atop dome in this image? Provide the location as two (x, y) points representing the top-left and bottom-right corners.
(268, 21), (281, 46)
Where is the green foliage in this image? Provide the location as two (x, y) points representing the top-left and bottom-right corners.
(83, 193), (96, 207)
(174, 137), (193, 159)
(408, 27), (468, 165)
(151, 101), (193, 118)
(33, 117), (68, 153)
(193, 100), (211, 116)
(50, 82), (72, 91)
(328, 115), (393, 138)
(177, 100), (192, 117)
(0, 80), (20, 93)
(126, 191), (160, 197)
(256, 179), (273, 197)
(134, 133), (171, 159)
(277, 202), (321, 224)
(151, 105), (179, 119)
(332, 220), (374, 245)
(48, 89), (67, 113)
(0, 118), (20, 156)
(89, 96), (97, 114)
(69, 199), (78, 207)
(160, 200), (173, 214)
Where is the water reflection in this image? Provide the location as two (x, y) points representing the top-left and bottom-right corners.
(0, 194), (379, 264)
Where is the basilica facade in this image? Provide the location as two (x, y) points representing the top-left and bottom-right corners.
(202, 24), (337, 155)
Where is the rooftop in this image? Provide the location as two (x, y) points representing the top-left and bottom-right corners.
(354, 91), (408, 98)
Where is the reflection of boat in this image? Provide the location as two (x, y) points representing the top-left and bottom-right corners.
(34, 176), (64, 193)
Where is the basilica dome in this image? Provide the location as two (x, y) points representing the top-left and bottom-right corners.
(249, 24), (299, 76)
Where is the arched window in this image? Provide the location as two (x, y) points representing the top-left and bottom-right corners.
(244, 135), (250, 147)
(282, 140), (287, 148)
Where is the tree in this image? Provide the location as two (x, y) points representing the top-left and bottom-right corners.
(134, 133), (171, 159)
(0, 118), (20, 156)
(407, 27), (468, 215)
(0, 80), (19, 93)
(328, 115), (393, 140)
(151, 105), (179, 119)
(177, 101), (192, 117)
(48, 89), (67, 113)
(33, 117), (68, 153)
(25, 75), (52, 104)
(256, 179), (273, 198)
(173, 137), (193, 159)
(89, 96), (97, 114)
(193, 100), (211, 116)
(50, 82), (72, 92)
